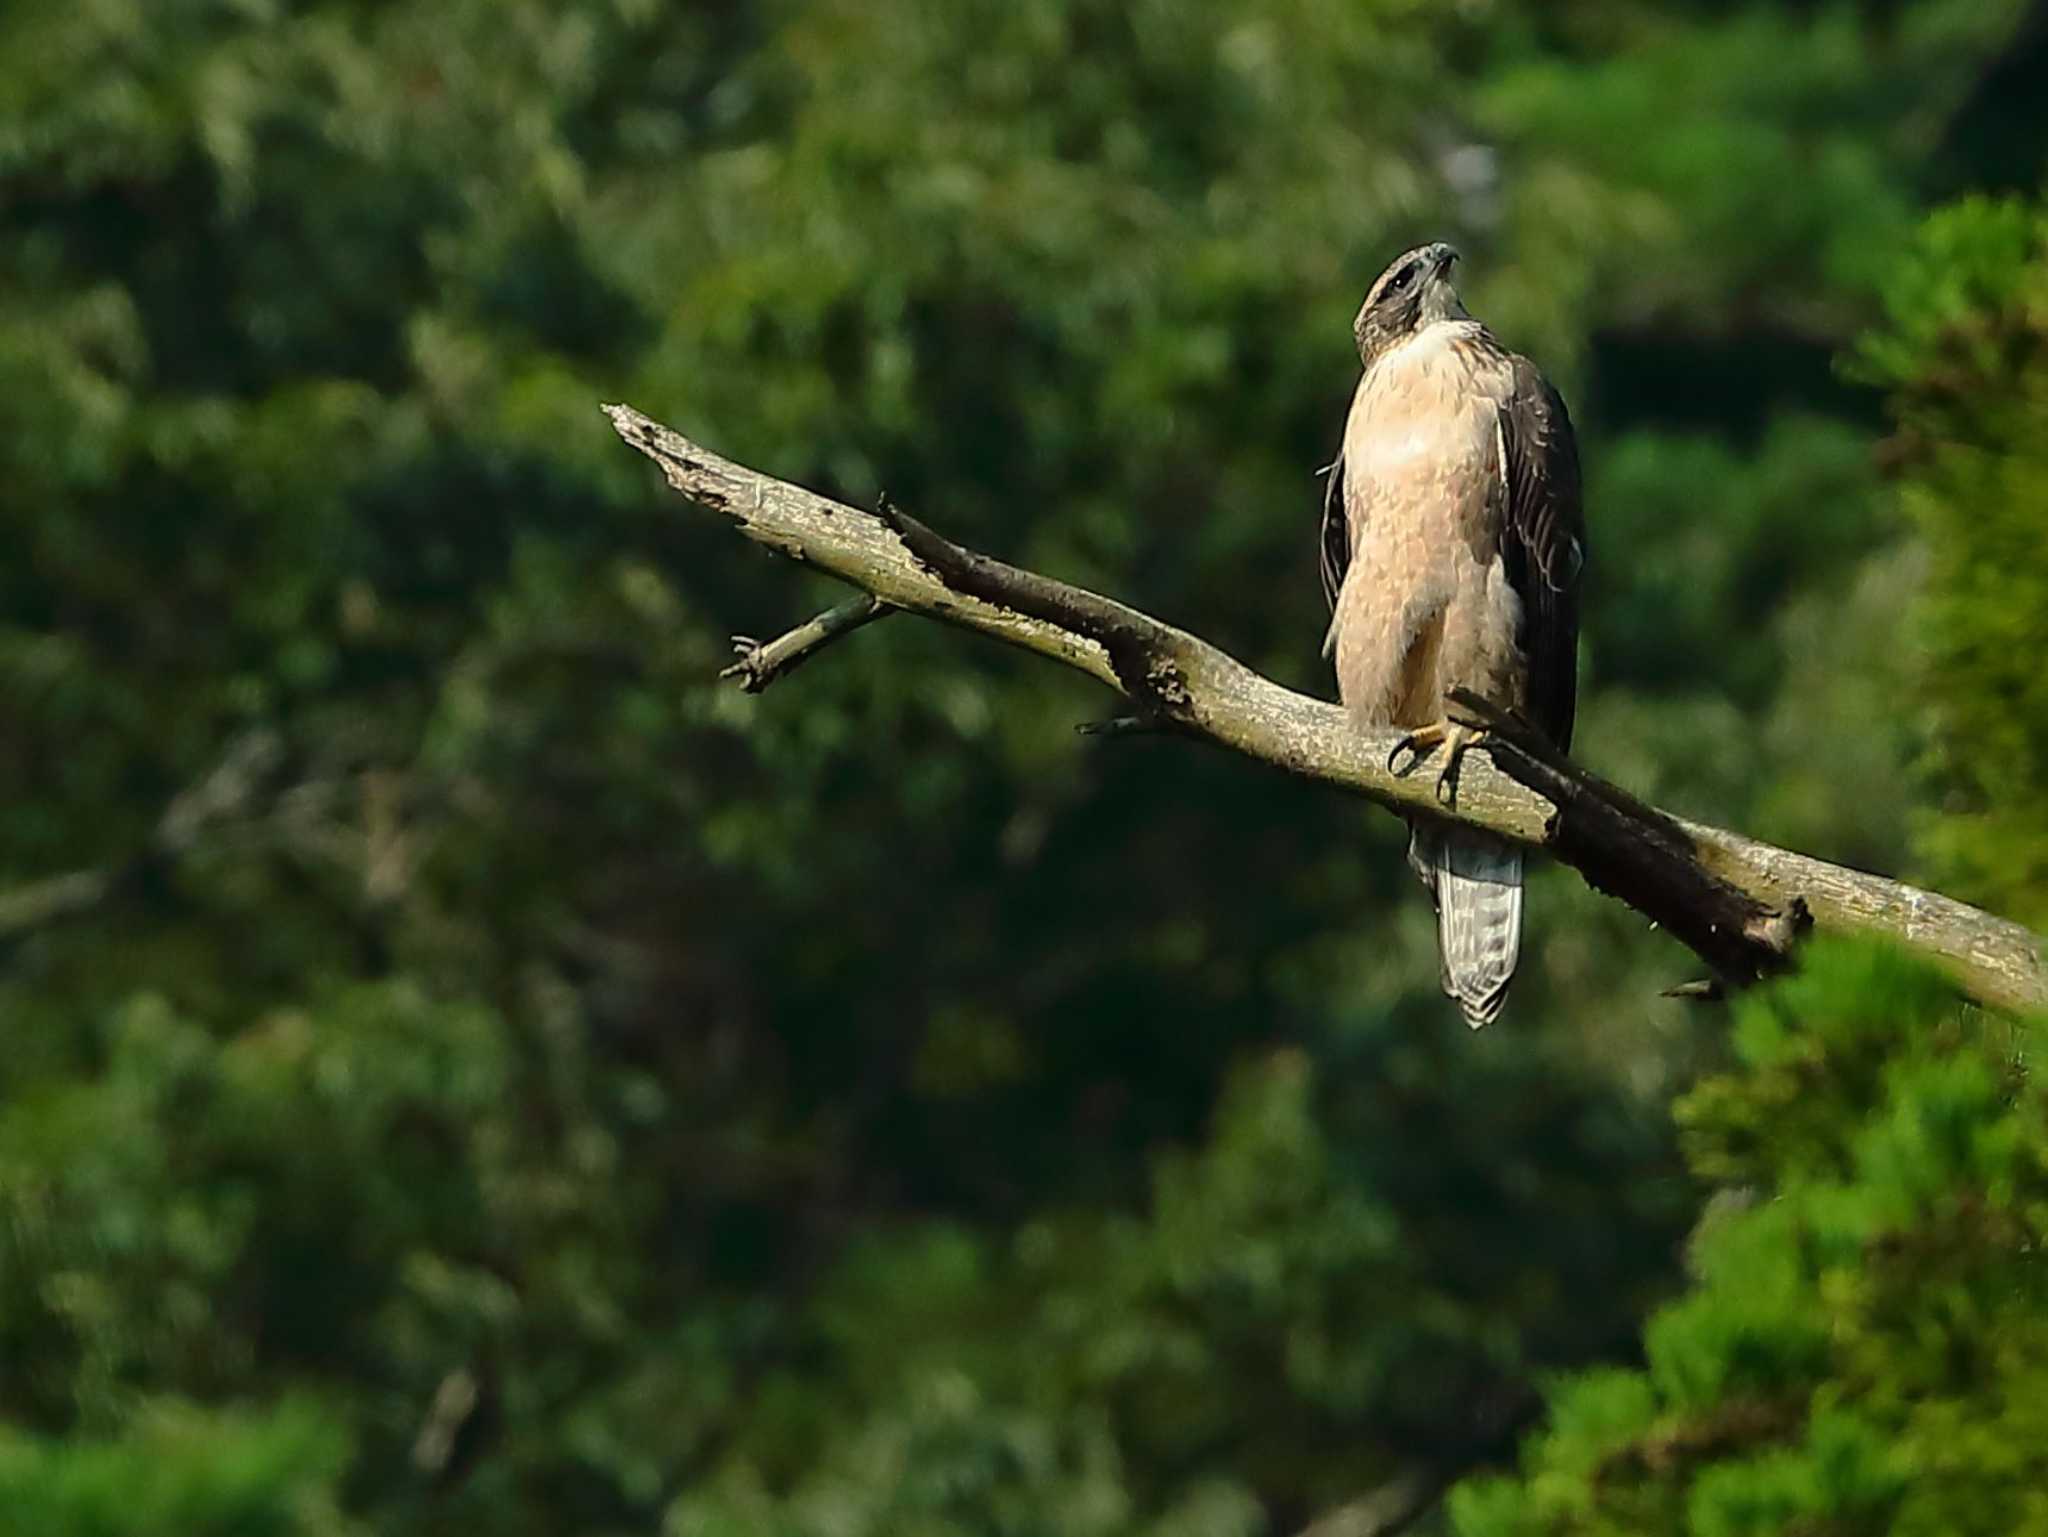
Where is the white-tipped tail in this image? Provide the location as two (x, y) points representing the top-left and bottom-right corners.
(1410, 826), (1523, 1027)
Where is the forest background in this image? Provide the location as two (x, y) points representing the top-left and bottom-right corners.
(5, 1), (2048, 1532)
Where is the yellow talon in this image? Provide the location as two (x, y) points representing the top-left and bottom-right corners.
(1388, 719), (1487, 807)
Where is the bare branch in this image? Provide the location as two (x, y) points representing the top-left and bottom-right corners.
(603, 402), (2048, 1014)
(721, 593), (892, 693)
(0, 729), (286, 947)
(1292, 1383), (1542, 1537)
(1292, 1467), (1445, 1537)
(156, 729), (287, 854)
(0, 868), (121, 942)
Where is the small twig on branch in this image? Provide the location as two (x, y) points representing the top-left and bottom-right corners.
(1664, 978), (1727, 1002)
(603, 401), (2048, 1014)
(1075, 715), (1173, 738)
(721, 593), (891, 693)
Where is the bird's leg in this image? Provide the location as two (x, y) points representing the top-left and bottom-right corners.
(1387, 718), (1488, 806)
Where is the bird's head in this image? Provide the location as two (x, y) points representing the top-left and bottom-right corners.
(1352, 241), (1465, 365)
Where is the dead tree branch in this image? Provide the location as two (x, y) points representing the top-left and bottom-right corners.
(604, 402), (2047, 1015)
(721, 592), (892, 692)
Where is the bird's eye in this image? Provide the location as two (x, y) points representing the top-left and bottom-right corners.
(1387, 263), (1417, 295)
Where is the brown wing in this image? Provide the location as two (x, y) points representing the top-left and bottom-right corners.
(1318, 449), (1349, 613)
(1496, 354), (1585, 750)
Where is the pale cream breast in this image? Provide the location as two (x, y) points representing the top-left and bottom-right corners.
(1330, 321), (1525, 726)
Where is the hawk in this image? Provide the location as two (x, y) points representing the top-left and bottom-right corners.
(1320, 242), (1584, 1027)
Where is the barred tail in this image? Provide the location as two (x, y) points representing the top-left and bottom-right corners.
(1408, 825), (1523, 1028)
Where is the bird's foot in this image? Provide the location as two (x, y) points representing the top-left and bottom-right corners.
(1387, 718), (1487, 806)
(719, 635), (767, 688)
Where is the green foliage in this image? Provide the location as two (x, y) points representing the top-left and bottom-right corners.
(1451, 941), (2048, 1537)
(1451, 180), (2048, 1537)
(672, 1041), (1675, 1532)
(1858, 195), (2048, 927)
(0, 1402), (349, 1537)
(0, 0), (2041, 1532)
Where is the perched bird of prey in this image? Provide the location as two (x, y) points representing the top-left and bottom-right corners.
(1320, 242), (1584, 1027)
